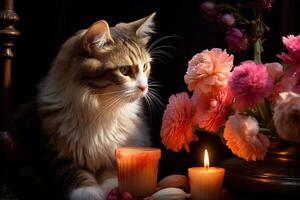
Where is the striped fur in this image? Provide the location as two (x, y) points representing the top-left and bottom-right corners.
(37, 14), (155, 200)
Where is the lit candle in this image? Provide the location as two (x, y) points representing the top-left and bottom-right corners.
(116, 147), (161, 197)
(188, 149), (225, 200)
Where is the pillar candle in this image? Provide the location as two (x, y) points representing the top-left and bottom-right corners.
(116, 147), (161, 197)
(188, 149), (225, 200)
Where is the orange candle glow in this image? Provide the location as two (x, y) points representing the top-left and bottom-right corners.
(188, 149), (225, 200)
(116, 147), (161, 197)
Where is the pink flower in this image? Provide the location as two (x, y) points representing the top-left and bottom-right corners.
(161, 92), (198, 153)
(220, 14), (235, 29)
(223, 113), (270, 161)
(278, 35), (300, 64)
(184, 48), (234, 94)
(201, 1), (218, 21)
(106, 188), (120, 200)
(265, 62), (284, 81)
(229, 61), (273, 110)
(273, 92), (300, 143)
(274, 65), (300, 96)
(225, 28), (248, 53)
(122, 192), (132, 200)
(192, 87), (233, 132)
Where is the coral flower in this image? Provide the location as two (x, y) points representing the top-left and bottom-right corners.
(192, 87), (233, 132)
(229, 61), (273, 110)
(278, 35), (300, 64)
(223, 113), (270, 161)
(273, 92), (300, 143)
(184, 48), (234, 94)
(225, 28), (248, 53)
(161, 92), (198, 153)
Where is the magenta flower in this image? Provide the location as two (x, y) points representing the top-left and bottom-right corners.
(229, 61), (273, 110)
(161, 92), (198, 153)
(122, 192), (133, 200)
(225, 28), (248, 53)
(278, 35), (300, 64)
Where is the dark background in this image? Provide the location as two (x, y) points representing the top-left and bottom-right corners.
(12, 0), (300, 180)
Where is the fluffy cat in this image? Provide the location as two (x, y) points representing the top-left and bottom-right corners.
(36, 13), (156, 199)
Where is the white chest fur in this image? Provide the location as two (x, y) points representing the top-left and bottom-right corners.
(54, 100), (150, 172)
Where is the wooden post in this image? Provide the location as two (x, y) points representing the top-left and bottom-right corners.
(0, 0), (19, 195)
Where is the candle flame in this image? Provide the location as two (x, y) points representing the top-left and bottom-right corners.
(204, 149), (209, 169)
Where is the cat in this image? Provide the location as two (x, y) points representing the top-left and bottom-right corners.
(35, 13), (156, 200)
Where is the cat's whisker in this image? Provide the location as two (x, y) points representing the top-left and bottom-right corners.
(96, 89), (129, 96)
(144, 94), (158, 120)
(150, 56), (166, 63)
(148, 89), (165, 104)
(143, 94), (154, 121)
(148, 89), (165, 108)
(149, 45), (177, 54)
(150, 46), (176, 57)
(98, 94), (125, 119)
(148, 79), (162, 84)
(145, 88), (165, 115)
(151, 50), (174, 59)
(147, 35), (182, 52)
(148, 83), (164, 88)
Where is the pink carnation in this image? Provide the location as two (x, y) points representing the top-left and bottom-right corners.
(184, 48), (234, 94)
(223, 113), (270, 161)
(229, 61), (273, 110)
(225, 28), (248, 53)
(161, 92), (198, 153)
(265, 62), (284, 81)
(192, 87), (233, 132)
(278, 35), (300, 64)
(274, 64), (300, 93)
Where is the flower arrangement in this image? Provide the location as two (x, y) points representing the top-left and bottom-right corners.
(160, 0), (300, 161)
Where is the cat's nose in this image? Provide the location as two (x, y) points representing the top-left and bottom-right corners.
(138, 85), (148, 92)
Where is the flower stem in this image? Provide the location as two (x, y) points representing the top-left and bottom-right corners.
(253, 8), (271, 125)
(253, 7), (264, 64)
(254, 39), (262, 64)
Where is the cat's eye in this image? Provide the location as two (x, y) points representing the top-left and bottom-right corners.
(143, 64), (148, 72)
(119, 65), (131, 76)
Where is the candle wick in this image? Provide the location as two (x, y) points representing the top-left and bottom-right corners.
(206, 166), (208, 171)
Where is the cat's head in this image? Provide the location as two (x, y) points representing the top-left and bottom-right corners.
(52, 13), (156, 104)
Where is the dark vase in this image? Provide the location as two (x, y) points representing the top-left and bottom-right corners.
(222, 137), (300, 198)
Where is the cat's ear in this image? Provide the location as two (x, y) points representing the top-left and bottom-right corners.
(83, 20), (114, 53)
(116, 13), (156, 45)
